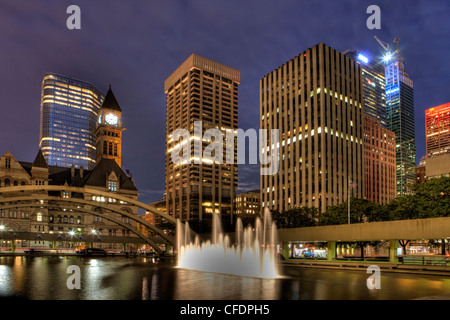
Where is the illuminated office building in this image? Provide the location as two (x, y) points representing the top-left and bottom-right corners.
(363, 115), (396, 204)
(384, 55), (415, 196)
(39, 73), (104, 170)
(233, 190), (260, 217)
(260, 43), (364, 213)
(164, 54), (240, 229)
(425, 103), (450, 156)
(345, 51), (386, 127)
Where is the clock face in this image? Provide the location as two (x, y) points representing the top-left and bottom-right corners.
(105, 113), (118, 125)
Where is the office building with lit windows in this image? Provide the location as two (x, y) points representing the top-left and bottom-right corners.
(260, 43), (364, 214)
(345, 51), (387, 127)
(425, 102), (450, 156)
(164, 54), (239, 230)
(39, 73), (104, 170)
(233, 190), (260, 217)
(384, 57), (415, 196)
(363, 115), (396, 204)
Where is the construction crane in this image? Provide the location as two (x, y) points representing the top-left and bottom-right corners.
(374, 36), (397, 64)
(374, 36), (390, 52)
(393, 37), (404, 62)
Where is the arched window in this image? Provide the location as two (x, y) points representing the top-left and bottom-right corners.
(5, 179), (10, 187)
(57, 215), (62, 223)
(13, 181), (18, 186)
(77, 216), (82, 224)
(69, 216), (74, 224)
(49, 214), (54, 223)
(63, 215), (68, 224)
(21, 181), (26, 186)
(37, 212), (43, 222)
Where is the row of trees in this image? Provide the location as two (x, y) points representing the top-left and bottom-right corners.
(271, 176), (450, 229)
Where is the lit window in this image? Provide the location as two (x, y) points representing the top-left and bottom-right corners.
(37, 213), (43, 222)
(108, 180), (118, 192)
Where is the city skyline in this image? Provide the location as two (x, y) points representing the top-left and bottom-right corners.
(1, 1), (450, 204)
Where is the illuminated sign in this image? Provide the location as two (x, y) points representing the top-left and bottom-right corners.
(357, 53), (369, 64)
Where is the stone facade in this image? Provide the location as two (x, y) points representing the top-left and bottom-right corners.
(0, 150), (139, 250)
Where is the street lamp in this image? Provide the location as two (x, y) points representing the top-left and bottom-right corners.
(348, 180), (354, 225)
(90, 229), (97, 249)
(0, 225), (4, 253)
(68, 230), (76, 251)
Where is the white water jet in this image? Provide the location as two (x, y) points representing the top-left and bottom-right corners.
(177, 208), (280, 278)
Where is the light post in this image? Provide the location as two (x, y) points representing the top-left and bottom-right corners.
(90, 229), (97, 248)
(0, 225), (4, 253)
(348, 180), (353, 225)
(68, 230), (76, 251)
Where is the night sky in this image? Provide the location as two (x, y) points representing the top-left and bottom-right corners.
(1, 0), (449, 205)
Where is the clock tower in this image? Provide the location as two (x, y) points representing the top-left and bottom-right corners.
(96, 86), (125, 167)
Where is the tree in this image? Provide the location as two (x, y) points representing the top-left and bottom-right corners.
(318, 197), (381, 226)
(384, 177), (450, 221)
(157, 221), (176, 237)
(272, 207), (318, 229)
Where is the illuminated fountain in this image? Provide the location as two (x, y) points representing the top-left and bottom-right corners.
(176, 208), (279, 278)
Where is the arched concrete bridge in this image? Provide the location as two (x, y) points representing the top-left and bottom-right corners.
(0, 185), (179, 255)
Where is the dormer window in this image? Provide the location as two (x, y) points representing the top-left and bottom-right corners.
(108, 180), (118, 192)
(106, 171), (119, 192)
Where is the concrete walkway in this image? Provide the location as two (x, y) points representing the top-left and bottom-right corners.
(281, 259), (450, 276)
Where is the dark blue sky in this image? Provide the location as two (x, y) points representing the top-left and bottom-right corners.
(1, 0), (449, 204)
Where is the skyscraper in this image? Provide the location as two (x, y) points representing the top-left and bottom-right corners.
(363, 115), (396, 204)
(384, 54), (415, 196)
(345, 50), (387, 127)
(425, 102), (450, 156)
(164, 54), (240, 229)
(39, 73), (104, 170)
(260, 43), (364, 214)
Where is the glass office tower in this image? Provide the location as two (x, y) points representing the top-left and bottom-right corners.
(345, 51), (387, 128)
(385, 58), (415, 196)
(39, 73), (104, 169)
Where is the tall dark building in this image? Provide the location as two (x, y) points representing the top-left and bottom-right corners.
(164, 54), (240, 229)
(260, 43), (365, 213)
(345, 51), (387, 127)
(384, 55), (415, 196)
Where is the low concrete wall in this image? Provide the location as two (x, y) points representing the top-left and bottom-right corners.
(277, 217), (450, 242)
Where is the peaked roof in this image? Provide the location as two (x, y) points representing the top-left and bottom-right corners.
(101, 86), (121, 112)
(83, 158), (137, 191)
(32, 149), (48, 169)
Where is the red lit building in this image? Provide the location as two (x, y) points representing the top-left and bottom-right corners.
(426, 103), (450, 156)
(364, 115), (397, 204)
